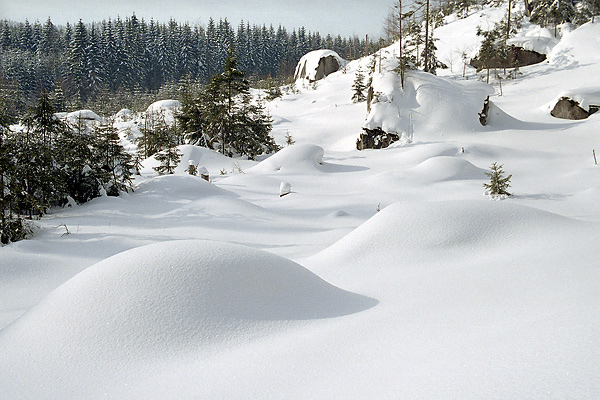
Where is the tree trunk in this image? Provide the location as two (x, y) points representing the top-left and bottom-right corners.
(424, 0), (430, 72)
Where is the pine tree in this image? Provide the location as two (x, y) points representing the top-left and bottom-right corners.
(352, 67), (367, 103)
(93, 120), (134, 195)
(483, 162), (512, 196)
(153, 146), (182, 175)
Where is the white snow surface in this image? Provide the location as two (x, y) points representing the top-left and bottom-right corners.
(294, 49), (345, 82)
(64, 109), (103, 122)
(2, 10), (600, 400)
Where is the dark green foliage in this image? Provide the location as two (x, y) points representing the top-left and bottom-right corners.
(0, 16), (384, 113)
(0, 92), (137, 243)
(177, 50), (279, 159)
(153, 147), (182, 175)
(352, 68), (367, 103)
(93, 120), (134, 195)
(483, 162), (512, 196)
(530, 0), (577, 32)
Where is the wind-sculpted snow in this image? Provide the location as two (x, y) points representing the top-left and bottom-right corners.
(407, 156), (488, 182)
(309, 200), (600, 287)
(141, 144), (257, 175)
(0, 240), (376, 398)
(249, 143), (325, 173)
(364, 69), (494, 141)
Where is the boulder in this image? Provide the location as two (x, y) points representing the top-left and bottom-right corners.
(550, 97), (595, 120)
(356, 128), (399, 150)
(470, 45), (546, 70)
(294, 50), (344, 82)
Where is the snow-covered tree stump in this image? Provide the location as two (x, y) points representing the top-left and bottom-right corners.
(280, 182), (291, 197)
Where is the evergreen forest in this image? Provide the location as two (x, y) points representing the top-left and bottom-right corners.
(0, 15), (379, 115)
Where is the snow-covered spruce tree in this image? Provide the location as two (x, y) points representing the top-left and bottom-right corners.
(153, 146), (182, 175)
(93, 120), (134, 196)
(18, 91), (71, 216)
(178, 48), (277, 158)
(58, 114), (99, 203)
(0, 99), (29, 244)
(483, 162), (512, 197)
(352, 67), (367, 103)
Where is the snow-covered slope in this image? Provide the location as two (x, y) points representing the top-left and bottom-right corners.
(1, 7), (600, 400)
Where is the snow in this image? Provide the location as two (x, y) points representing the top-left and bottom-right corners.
(364, 68), (493, 141)
(2, 7), (600, 400)
(64, 109), (103, 122)
(546, 87), (600, 112)
(294, 49), (345, 82)
(144, 99), (181, 125)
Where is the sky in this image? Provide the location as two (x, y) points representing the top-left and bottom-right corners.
(1, 0), (394, 38)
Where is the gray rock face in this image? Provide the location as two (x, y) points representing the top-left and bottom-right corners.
(470, 45), (546, 69)
(294, 51), (342, 82)
(313, 55), (340, 81)
(551, 97), (593, 120)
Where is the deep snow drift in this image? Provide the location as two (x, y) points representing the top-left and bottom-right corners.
(1, 7), (600, 400)
(0, 240), (374, 398)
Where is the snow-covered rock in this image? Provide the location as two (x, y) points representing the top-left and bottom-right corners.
(364, 69), (493, 142)
(249, 144), (324, 173)
(64, 109), (103, 123)
(294, 49), (345, 82)
(144, 99), (182, 125)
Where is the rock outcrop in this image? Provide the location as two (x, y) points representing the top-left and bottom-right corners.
(551, 97), (599, 120)
(470, 45), (546, 70)
(294, 50), (344, 82)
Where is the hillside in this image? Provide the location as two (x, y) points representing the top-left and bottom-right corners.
(1, 4), (599, 399)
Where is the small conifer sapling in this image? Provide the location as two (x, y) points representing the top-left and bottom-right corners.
(483, 162), (512, 197)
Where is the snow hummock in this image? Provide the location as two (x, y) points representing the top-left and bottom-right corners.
(64, 109), (103, 123)
(364, 69), (493, 141)
(0, 240), (375, 398)
(145, 99), (181, 114)
(548, 20), (600, 66)
(144, 99), (182, 125)
(249, 144), (324, 173)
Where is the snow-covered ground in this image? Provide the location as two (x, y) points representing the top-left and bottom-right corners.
(1, 8), (599, 399)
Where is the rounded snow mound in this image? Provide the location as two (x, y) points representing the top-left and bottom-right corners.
(141, 145), (257, 175)
(308, 201), (590, 284)
(145, 99), (181, 114)
(548, 21), (600, 66)
(364, 69), (493, 139)
(0, 240), (375, 361)
(408, 156), (487, 182)
(134, 174), (233, 199)
(65, 109), (103, 122)
(250, 144), (325, 173)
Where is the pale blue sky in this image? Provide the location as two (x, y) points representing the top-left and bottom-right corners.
(1, 0), (394, 38)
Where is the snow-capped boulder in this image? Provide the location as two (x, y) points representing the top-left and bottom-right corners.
(548, 89), (600, 120)
(64, 109), (103, 123)
(294, 50), (345, 82)
(145, 99), (181, 114)
(361, 69), (493, 145)
(250, 144), (324, 173)
(145, 99), (181, 125)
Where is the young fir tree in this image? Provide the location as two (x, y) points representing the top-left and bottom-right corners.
(59, 114), (99, 203)
(153, 146), (182, 175)
(93, 120), (134, 195)
(178, 48), (277, 158)
(352, 67), (367, 103)
(483, 162), (512, 196)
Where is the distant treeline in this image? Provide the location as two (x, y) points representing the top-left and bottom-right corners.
(0, 16), (382, 114)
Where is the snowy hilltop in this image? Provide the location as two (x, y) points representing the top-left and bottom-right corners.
(1, 2), (600, 399)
